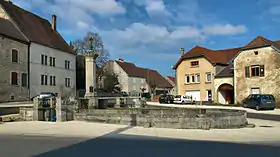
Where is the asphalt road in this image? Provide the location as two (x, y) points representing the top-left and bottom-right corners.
(0, 134), (280, 157)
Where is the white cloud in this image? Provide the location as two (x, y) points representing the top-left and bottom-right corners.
(13, 0), (126, 33)
(100, 23), (246, 47)
(145, 0), (171, 17)
(203, 24), (247, 35)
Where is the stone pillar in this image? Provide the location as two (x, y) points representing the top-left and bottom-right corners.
(33, 97), (39, 121)
(88, 97), (98, 109)
(56, 96), (67, 122)
(85, 55), (97, 98)
(115, 98), (121, 108)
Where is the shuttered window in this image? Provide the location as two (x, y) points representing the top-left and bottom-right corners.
(260, 65), (265, 77)
(245, 66), (250, 78)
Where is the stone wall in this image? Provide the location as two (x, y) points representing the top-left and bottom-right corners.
(234, 46), (280, 104)
(74, 108), (247, 129)
(0, 35), (29, 103)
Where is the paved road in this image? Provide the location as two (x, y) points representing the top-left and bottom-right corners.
(0, 133), (280, 157)
(247, 112), (280, 121)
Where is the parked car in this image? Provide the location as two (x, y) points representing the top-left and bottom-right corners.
(141, 92), (151, 100)
(120, 91), (129, 97)
(31, 92), (57, 101)
(159, 94), (174, 104)
(173, 95), (193, 104)
(243, 94), (276, 110)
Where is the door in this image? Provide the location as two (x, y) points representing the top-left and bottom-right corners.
(186, 90), (200, 101)
(206, 90), (212, 101)
(251, 88), (260, 94)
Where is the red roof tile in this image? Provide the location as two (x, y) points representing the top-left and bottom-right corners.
(0, 0), (73, 53)
(115, 61), (172, 88)
(173, 46), (241, 69)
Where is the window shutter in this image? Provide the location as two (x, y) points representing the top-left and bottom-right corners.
(245, 66), (250, 78)
(260, 65), (265, 77)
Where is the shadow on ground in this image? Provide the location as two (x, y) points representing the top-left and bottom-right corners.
(34, 127), (280, 157)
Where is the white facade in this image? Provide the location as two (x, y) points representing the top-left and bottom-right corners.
(29, 43), (76, 98)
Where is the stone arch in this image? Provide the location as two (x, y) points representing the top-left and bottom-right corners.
(217, 83), (234, 104)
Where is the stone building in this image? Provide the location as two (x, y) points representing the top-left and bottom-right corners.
(105, 59), (172, 96)
(234, 36), (280, 104)
(0, 0), (76, 99)
(0, 18), (29, 102)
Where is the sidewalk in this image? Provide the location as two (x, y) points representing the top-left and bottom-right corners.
(147, 102), (280, 115)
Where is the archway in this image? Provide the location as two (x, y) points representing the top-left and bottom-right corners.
(217, 83), (234, 104)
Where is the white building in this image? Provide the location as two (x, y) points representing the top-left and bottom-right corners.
(0, 1), (76, 98)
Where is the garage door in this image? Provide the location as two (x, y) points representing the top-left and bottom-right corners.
(186, 90), (200, 101)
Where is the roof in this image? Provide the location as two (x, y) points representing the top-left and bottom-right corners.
(173, 46), (241, 69)
(242, 36), (274, 50)
(0, 0), (73, 53)
(115, 60), (172, 88)
(215, 64), (234, 78)
(166, 76), (175, 83)
(0, 18), (27, 42)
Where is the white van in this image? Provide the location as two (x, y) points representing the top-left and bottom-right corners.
(173, 95), (193, 104)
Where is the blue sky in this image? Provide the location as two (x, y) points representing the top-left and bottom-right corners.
(12, 0), (280, 76)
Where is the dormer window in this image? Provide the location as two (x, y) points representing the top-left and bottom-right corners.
(191, 61), (199, 67)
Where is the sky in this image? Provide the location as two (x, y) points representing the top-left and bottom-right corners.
(11, 0), (280, 76)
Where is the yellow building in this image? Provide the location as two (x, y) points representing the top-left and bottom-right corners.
(173, 46), (240, 104)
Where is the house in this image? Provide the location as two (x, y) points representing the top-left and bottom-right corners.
(105, 59), (172, 96)
(0, 18), (29, 102)
(173, 47), (240, 103)
(164, 76), (176, 95)
(0, 0), (76, 99)
(233, 36), (280, 104)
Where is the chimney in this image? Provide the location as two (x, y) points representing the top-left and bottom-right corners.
(180, 48), (184, 56)
(52, 14), (57, 31)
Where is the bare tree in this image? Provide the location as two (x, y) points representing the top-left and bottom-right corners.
(71, 32), (109, 67)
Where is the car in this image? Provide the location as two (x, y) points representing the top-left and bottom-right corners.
(173, 95), (193, 104)
(31, 92), (57, 101)
(120, 91), (129, 97)
(243, 94), (276, 110)
(159, 94), (174, 104)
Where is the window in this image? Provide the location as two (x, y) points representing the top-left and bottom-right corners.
(53, 58), (56, 67)
(65, 60), (70, 69)
(50, 76), (53, 86)
(41, 74), (48, 85)
(44, 75), (48, 85)
(251, 66), (260, 77)
(12, 49), (18, 63)
(50, 57), (53, 66)
(41, 75), (44, 85)
(44, 56), (48, 65)
(185, 74), (190, 84)
(41, 55), (44, 64)
(11, 72), (18, 85)
(206, 72), (211, 82)
(50, 76), (56, 86)
(191, 74), (195, 83)
(53, 76), (56, 86)
(65, 78), (70, 87)
(190, 61), (199, 67)
(21, 73), (27, 87)
(196, 73), (200, 83)
(49, 57), (56, 67)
